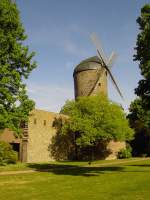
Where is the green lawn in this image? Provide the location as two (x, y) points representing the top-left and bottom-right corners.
(0, 158), (144, 172)
(0, 159), (150, 200)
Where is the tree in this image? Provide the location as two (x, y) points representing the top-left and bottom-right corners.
(128, 4), (150, 155)
(130, 4), (150, 125)
(0, 0), (36, 134)
(0, 141), (17, 165)
(60, 95), (134, 159)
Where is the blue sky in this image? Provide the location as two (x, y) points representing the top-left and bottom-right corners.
(16, 0), (148, 112)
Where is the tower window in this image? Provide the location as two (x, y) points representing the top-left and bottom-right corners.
(98, 82), (101, 86)
(34, 118), (37, 125)
(44, 120), (46, 126)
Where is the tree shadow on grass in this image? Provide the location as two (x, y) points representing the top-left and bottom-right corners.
(27, 163), (124, 177)
(128, 164), (150, 167)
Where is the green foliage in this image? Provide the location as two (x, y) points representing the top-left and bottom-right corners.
(0, 0), (36, 134)
(129, 98), (150, 128)
(60, 95), (134, 147)
(0, 141), (18, 165)
(134, 4), (150, 79)
(130, 119), (150, 156)
(128, 4), (150, 155)
(129, 4), (150, 127)
(118, 145), (132, 159)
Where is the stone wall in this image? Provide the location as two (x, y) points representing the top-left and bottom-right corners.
(106, 140), (126, 160)
(27, 109), (62, 163)
(0, 109), (127, 163)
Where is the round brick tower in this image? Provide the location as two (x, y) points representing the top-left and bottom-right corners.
(73, 56), (107, 99)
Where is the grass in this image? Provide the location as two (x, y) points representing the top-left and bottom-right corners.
(0, 158), (143, 172)
(0, 158), (150, 200)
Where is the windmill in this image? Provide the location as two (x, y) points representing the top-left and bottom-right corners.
(73, 33), (123, 99)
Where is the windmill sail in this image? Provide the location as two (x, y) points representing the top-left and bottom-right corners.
(90, 33), (124, 99)
(107, 52), (118, 67)
(90, 32), (107, 64)
(97, 50), (123, 99)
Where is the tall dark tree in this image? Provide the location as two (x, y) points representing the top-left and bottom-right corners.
(0, 0), (36, 134)
(129, 4), (150, 155)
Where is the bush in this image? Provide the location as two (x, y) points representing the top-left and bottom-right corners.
(0, 141), (18, 165)
(118, 145), (132, 159)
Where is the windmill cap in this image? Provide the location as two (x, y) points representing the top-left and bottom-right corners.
(73, 56), (102, 76)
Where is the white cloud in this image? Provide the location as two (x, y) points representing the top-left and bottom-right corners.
(26, 82), (74, 113)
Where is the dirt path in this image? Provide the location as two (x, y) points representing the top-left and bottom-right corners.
(0, 169), (36, 176)
(0, 158), (150, 176)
